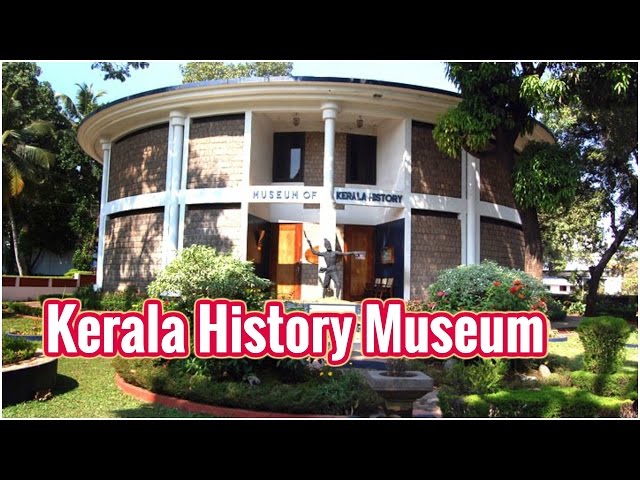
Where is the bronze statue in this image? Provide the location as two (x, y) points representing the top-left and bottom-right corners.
(305, 232), (355, 299)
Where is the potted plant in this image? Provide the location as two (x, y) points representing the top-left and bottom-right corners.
(2, 334), (58, 407)
(361, 359), (434, 417)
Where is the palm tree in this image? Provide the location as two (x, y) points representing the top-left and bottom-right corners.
(2, 86), (55, 275)
(56, 82), (106, 125)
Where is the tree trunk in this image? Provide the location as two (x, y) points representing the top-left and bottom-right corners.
(584, 211), (637, 316)
(6, 200), (25, 276)
(520, 207), (543, 279)
(494, 128), (544, 278)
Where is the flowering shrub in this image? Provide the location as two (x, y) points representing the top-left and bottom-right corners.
(427, 261), (547, 313)
(147, 245), (272, 314)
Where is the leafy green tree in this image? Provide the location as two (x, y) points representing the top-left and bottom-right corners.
(2, 63), (102, 275)
(433, 63), (573, 278)
(180, 61), (293, 83)
(56, 82), (106, 123)
(54, 82), (104, 270)
(2, 85), (55, 275)
(434, 62), (635, 287)
(541, 63), (637, 314)
(91, 62), (149, 82)
(539, 188), (605, 271)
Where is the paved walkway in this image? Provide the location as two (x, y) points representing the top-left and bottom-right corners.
(550, 315), (583, 330)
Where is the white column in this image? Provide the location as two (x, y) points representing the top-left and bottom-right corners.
(402, 119), (412, 300)
(238, 111), (253, 261)
(95, 139), (111, 290)
(177, 115), (190, 252)
(319, 102), (339, 245)
(164, 111), (186, 266)
(465, 151), (481, 264)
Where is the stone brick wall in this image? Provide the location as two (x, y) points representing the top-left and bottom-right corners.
(410, 211), (461, 299)
(411, 122), (461, 197)
(303, 132), (346, 209)
(480, 217), (525, 269)
(103, 209), (164, 291)
(303, 132), (346, 186)
(183, 204), (242, 257)
(109, 125), (168, 201)
(187, 115), (245, 189)
(479, 151), (516, 208)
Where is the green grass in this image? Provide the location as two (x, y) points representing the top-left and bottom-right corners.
(2, 316), (42, 335)
(546, 330), (638, 374)
(2, 357), (214, 418)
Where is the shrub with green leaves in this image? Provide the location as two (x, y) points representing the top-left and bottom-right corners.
(547, 297), (567, 321)
(2, 301), (42, 317)
(445, 359), (507, 395)
(567, 301), (586, 316)
(2, 334), (38, 365)
(427, 261), (548, 313)
(439, 386), (631, 418)
(100, 285), (145, 311)
(570, 370), (637, 398)
(113, 357), (383, 416)
(148, 245), (272, 314)
(577, 316), (632, 374)
(73, 285), (102, 310)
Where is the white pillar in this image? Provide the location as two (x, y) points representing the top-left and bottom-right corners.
(319, 102), (339, 245)
(238, 111), (253, 261)
(95, 139), (111, 290)
(402, 119), (412, 300)
(164, 111), (186, 266)
(465, 151), (481, 264)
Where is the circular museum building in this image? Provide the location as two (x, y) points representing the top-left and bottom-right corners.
(78, 76), (552, 301)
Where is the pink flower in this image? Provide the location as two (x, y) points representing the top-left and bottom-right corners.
(437, 290), (446, 298)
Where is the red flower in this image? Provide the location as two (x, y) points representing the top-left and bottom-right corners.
(493, 281), (501, 287)
(437, 290), (446, 297)
(510, 286), (518, 294)
(518, 293), (525, 300)
(513, 279), (522, 286)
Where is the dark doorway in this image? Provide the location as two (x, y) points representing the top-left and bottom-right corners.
(272, 223), (302, 300)
(343, 225), (375, 301)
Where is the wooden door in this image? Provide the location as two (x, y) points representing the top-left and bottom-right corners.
(343, 225), (375, 301)
(275, 223), (302, 300)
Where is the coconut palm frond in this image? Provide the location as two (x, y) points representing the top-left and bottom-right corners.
(55, 92), (81, 121)
(22, 120), (55, 138)
(14, 143), (55, 169)
(4, 160), (25, 197)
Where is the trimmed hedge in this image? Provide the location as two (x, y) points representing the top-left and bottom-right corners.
(570, 371), (637, 399)
(38, 294), (66, 304)
(2, 301), (42, 317)
(577, 316), (632, 373)
(2, 334), (38, 365)
(113, 357), (383, 416)
(440, 386), (632, 418)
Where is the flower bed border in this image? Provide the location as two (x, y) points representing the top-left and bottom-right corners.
(114, 374), (339, 418)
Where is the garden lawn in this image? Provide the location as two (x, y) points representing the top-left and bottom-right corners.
(2, 316), (41, 335)
(547, 329), (638, 375)
(2, 357), (215, 418)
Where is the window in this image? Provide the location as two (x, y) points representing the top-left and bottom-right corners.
(346, 134), (376, 185)
(559, 285), (567, 292)
(273, 133), (304, 182)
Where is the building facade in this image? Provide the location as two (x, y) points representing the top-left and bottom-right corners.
(78, 77), (553, 300)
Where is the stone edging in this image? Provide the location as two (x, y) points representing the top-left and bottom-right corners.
(114, 374), (338, 418)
